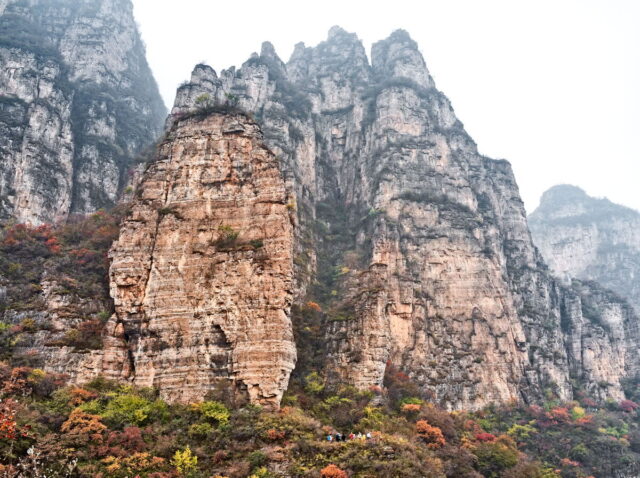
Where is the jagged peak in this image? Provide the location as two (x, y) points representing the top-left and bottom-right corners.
(371, 28), (432, 87)
(260, 41), (278, 59)
(385, 29), (419, 49)
(191, 63), (217, 80)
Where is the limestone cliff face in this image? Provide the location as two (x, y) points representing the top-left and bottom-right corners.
(101, 113), (296, 408)
(167, 28), (640, 409)
(530, 185), (640, 314)
(0, 0), (165, 225)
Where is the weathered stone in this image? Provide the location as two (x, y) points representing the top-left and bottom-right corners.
(102, 113), (296, 408)
(0, 0), (165, 225)
(168, 27), (640, 409)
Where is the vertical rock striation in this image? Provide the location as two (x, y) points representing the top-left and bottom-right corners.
(167, 28), (640, 408)
(103, 113), (296, 408)
(0, 0), (165, 224)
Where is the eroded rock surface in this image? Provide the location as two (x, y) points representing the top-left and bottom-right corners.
(102, 113), (296, 408)
(0, 0), (165, 224)
(168, 28), (640, 408)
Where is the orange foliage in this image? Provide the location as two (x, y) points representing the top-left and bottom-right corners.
(265, 428), (286, 441)
(61, 409), (106, 443)
(69, 387), (98, 406)
(0, 400), (22, 440)
(305, 301), (322, 312)
(321, 464), (348, 478)
(402, 403), (421, 413)
(550, 407), (570, 422)
(415, 420), (446, 449)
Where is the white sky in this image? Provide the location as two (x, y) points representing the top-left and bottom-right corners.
(132, 0), (640, 214)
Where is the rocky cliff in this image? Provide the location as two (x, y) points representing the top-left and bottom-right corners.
(3, 26), (638, 411)
(0, 0), (165, 225)
(530, 185), (640, 314)
(100, 112), (296, 408)
(164, 27), (640, 409)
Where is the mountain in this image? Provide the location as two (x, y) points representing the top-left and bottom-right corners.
(530, 184), (640, 314)
(2, 26), (639, 412)
(0, 0), (166, 225)
(97, 27), (639, 409)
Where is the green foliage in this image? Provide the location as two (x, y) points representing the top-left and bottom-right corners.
(194, 400), (230, 427)
(304, 371), (325, 395)
(171, 445), (198, 476)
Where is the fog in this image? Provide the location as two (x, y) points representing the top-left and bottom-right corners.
(132, 0), (640, 214)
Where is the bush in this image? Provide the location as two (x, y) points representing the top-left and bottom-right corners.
(416, 420), (446, 449)
(193, 400), (230, 427)
(171, 445), (197, 476)
(321, 464), (348, 478)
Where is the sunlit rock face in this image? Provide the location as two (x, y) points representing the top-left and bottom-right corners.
(530, 185), (640, 314)
(0, 0), (165, 225)
(165, 27), (640, 409)
(103, 113), (296, 409)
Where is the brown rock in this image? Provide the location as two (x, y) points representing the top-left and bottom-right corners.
(101, 113), (296, 408)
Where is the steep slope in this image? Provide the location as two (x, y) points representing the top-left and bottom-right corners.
(101, 112), (296, 408)
(167, 28), (640, 409)
(0, 0), (165, 224)
(530, 185), (640, 313)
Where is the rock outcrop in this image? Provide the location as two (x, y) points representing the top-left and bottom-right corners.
(530, 185), (640, 314)
(101, 113), (296, 408)
(166, 27), (640, 409)
(0, 0), (165, 225)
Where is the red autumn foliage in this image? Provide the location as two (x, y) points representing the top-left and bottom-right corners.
(94, 426), (146, 458)
(321, 464), (348, 478)
(265, 428), (286, 441)
(416, 420), (446, 449)
(475, 432), (497, 442)
(550, 407), (570, 422)
(619, 400), (639, 413)
(0, 400), (22, 440)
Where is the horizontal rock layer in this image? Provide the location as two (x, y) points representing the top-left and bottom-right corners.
(167, 27), (640, 408)
(101, 113), (296, 408)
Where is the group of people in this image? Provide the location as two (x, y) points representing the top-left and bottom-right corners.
(326, 431), (372, 442)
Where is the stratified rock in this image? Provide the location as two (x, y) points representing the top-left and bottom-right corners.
(102, 112), (296, 408)
(0, 0), (165, 224)
(168, 28), (640, 408)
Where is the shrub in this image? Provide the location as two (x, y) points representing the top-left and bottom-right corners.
(304, 371), (325, 395)
(171, 446), (197, 476)
(416, 420), (445, 449)
(101, 393), (157, 426)
(474, 435), (519, 477)
(61, 409), (107, 444)
(215, 225), (239, 247)
(193, 400), (230, 427)
(321, 464), (348, 478)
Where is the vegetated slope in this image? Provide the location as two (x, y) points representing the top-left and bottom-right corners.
(0, 0), (165, 224)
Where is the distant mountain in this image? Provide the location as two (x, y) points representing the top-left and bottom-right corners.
(529, 184), (640, 313)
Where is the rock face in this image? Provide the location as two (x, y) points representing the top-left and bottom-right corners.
(530, 185), (640, 314)
(166, 27), (640, 409)
(0, 0), (165, 225)
(102, 113), (296, 408)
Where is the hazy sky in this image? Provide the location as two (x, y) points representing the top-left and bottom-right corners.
(132, 0), (639, 214)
